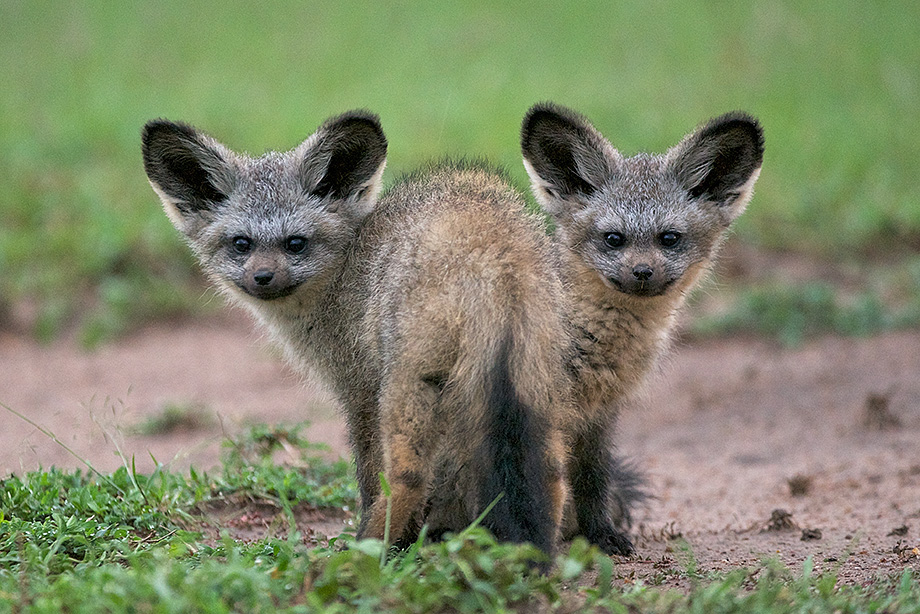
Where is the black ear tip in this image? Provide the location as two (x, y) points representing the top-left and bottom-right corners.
(142, 118), (191, 136)
(339, 108), (381, 125)
(141, 119), (168, 145)
(522, 102), (578, 129)
(704, 111), (765, 157)
(521, 102), (587, 149)
(141, 119), (201, 152)
(523, 102), (561, 124)
(323, 109), (387, 146)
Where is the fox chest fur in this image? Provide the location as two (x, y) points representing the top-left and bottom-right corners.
(565, 269), (678, 417)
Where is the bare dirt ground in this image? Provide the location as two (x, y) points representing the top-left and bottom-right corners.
(1, 311), (918, 587)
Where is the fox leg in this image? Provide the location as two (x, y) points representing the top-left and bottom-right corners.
(569, 424), (634, 556)
(347, 397), (384, 538)
(358, 371), (441, 545)
(544, 427), (569, 547)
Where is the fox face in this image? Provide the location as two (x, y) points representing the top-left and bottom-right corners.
(141, 111), (387, 307)
(521, 104), (764, 300)
(554, 155), (719, 298)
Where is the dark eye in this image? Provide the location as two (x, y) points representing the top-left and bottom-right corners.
(604, 232), (626, 249)
(658, 232), (681, 248)
(232, 236), (252, 254)
(285, 236), (307, 254)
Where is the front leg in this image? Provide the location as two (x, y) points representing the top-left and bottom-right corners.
(569, 424), (635, 556)
(342, 396), (384, 537)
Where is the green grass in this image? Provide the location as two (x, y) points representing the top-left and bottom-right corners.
(689, 254), (920, 345)
(692, 279), (920, 346)
(130, 402), (215, 436)
(0, 422), (356, 575)
(1, 0), (918, 342)
(2, 422), (919, 613)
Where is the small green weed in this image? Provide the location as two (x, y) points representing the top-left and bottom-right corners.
(217, 422), (358, 511)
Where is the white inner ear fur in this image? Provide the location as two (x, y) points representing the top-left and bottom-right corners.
(149, 180), (193, 235)
(725, 165), (762, 221)
(677, 158), (712, 193)
(522, 157), (559, 212)
(344, 157), (388, 220)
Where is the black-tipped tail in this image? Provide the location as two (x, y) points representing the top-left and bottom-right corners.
(478, 334), (554, 554)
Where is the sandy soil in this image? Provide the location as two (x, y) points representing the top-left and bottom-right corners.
(1, 312), (918, 586)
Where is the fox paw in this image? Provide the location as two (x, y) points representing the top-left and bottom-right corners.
(589, 528), (635, 556)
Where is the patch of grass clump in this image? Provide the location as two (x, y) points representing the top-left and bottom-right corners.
(692, 281), (920, 346)
(0, 422), (354, 576)
(131, 401), (215, 436)
(216, 422), (358, 511)
(0, 466), (198, 575)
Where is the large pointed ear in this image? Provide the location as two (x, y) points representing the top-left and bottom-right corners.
(141, 120), (238, 236)
(668, 111), (764, 222)
(297, 110), (387, 220)
(520, 103), (620, 215)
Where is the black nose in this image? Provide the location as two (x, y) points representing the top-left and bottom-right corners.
(253, 270), (275, 286)
(632, 264), (653, 281)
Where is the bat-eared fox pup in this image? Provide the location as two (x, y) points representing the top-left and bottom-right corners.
(521, 102), (764, 555)
(142, 111), (571, 559)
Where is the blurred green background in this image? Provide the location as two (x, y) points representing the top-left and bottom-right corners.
(2, 0), (919, 346)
